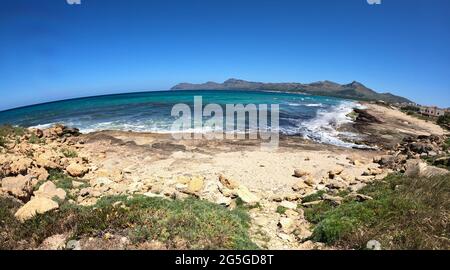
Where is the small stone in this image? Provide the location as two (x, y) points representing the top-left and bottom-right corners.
(328, 166), (344, 178)
(280, 201), (297, 210)
(39, 234), (67, 250)
(66, 163), (89, 177)
(347, 193), (373, 202)
(322, 194), (343, 205)
(366, 240), (382, 250)
(278, 217), (295, 234)
(294, 169), (310, 178)
(66, 240), (81, 250)
(219, 175), (240, 190)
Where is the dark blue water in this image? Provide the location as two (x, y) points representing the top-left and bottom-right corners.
(0, 90), (361, 147)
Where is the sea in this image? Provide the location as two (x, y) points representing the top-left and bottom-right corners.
(0, 90), (365, 148)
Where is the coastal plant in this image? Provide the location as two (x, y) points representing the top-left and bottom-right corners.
(0, 195), (258, 250)
(305, 174), (450, 249)
(61, 148), (78, 158)
(437, 113), (450, 130)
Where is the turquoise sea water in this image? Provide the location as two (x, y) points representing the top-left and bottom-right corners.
(0, 90), (361, 147)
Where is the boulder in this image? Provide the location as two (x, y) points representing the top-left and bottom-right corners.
(347, 193), (373, 202)
(293, 169), (310, 178)
(14, 197), (59, 222)
(280, 201), (297, 210)
(278, 217), (295, 234)
(236, 185), (259, 204)
(187, 176), (204, 193)
(1, 175), (33, 200)
(34, 181), (66, 201)
(328, 166), (344, 178)
(10, 157), (33, 175)
(66, 163), (89, 177)
(322, 194), (343, 205)
(29, 167), (49, 182)
(39, 234), (67, 250)
(218, 175), (240, 190)
(404, 160), (449, 178)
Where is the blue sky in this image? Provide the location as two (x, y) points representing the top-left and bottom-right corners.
(0, 0), (449, 110)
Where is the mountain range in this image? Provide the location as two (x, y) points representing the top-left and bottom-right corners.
(171, 79), (412, 104)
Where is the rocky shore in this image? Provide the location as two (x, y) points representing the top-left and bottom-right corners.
(1, 104), (449, 250)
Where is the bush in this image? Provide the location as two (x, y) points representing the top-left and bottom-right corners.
(305, 174), (450, 250)
(0, 195), (257, 250)
(61, 148), (78, 158)
(437, 113), (450, 130)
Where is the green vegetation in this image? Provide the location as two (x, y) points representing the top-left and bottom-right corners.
(0, 125), (26, 148)
(304, 174), (450, 250)
(437, 113), (450, 130)
(0, 195), (257, 250)
(61, 148), (78, 158)
(276, 206), (288, 215)
(28, 134), (44, 145)
(302, 190), (326, 204)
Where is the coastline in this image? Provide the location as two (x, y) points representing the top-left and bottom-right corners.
(1, 103), (448, 250)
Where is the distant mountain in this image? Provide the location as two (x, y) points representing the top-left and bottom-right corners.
(172, 79), (412, 104)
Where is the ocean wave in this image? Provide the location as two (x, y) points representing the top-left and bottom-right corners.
(293, 101), (371, 149)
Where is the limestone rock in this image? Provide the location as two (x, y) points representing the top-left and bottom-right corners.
(1, 175), (33, 200)
(29, 167), (49, 182)
(236, 185), (259, 204)
(294, 169), (310, 178)
(14, 197), (59, 222)
(404, 160), (449, 178)
(278, 217), (295, 234)
(10, 157), (33, 175)
(347, 193), (373, 202)
(328, 166), (344, 178)
(187, 176), (204, 193)
(34, 181), (66, 201)
(39, 234), (67, 250)
(323, 194), (343, 205)
(219, 174), (240, 190)
(279, 201), (297, 210)
(66, 163), (89, 177)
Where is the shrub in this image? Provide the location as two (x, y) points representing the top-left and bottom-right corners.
(305, 174), (450, 250)
(61, 148), (78, 158)
(437, 113), (450, 130)
(0, 195), (257, 250)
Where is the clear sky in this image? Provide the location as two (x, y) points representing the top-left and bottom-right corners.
(0, 0), (449, 111)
